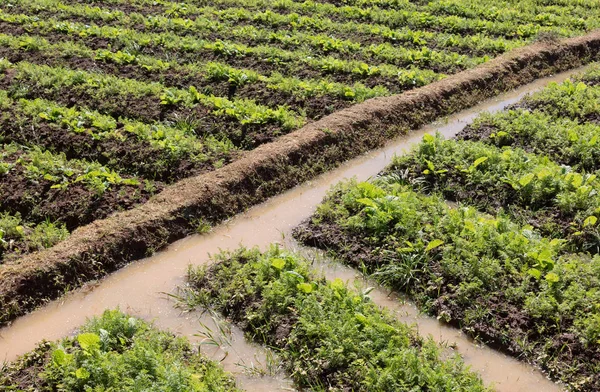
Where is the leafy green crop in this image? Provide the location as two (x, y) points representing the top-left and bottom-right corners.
(295, 178), (600, 390)
(0, 310), (240, 392)
(459, 108), (600, 172)
(188, 246), (489, 391)
(388, 135), (600, 252)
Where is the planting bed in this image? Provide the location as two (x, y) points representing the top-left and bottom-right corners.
(188, 246), (489, 391)
(2, 0), (600, 328)
(294, 65), (600, 390)
(0, 309), (239, 391)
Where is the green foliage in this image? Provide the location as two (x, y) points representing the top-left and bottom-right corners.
(188, 246), (489, 391)
(1, 59), (305, 131)
(1, 310), (240, 392)
(518, 78), (600, 122)
(297, 177), (600, 390)
(1, 144), (141, 196)
(389, 135), (600, 251)
(462, 108), (600, 172)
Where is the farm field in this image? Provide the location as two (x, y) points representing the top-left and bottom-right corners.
(3, 0), (600, 391)
(0, 0), (600, 266)
(294, 65), (600, 390)
(0, 309), (240, 391)
(3, 64), (600, 392)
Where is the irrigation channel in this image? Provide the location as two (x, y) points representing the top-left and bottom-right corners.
(1, 66), (588, 391)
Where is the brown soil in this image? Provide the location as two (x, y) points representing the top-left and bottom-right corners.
(0, 164), (159, 231)
(2, 30), (600, 326)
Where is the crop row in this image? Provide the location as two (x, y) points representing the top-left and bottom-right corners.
(0, 90), (235, 183)
(458, 109), (600, 173)
(292, 177), (600, 390)
(455, 68), (600, 174)
(514, 78), (600, 123)
(0, 140), (156, 265)
(0, 32), (393, 115)
(21, 0), (598, 40)
(0, 309), (240, 391)
(183, 0), (600, 24)
(0, 59), (305, 147)
(10, 0), (529, 57)
(187, 246), (489, 391)
(387, 135), (600, 252)
(0, 10), (444, 90)
(0, 9), (465, 80)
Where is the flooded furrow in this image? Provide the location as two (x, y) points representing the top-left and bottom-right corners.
(0, 67), (585, 391)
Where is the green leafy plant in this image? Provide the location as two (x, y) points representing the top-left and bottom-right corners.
(187, 246), (489, 391)
(1, 310), (240, 391)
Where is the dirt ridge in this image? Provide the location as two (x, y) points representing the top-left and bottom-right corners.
(2, 31), (600, 325)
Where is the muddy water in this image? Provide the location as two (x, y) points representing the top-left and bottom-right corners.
(0, 68), (583, 391)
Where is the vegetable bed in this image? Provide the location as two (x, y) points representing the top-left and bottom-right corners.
(0, 309), (240, 391)
(294, 65), (600, 390)
(188, 246), (490, 391)
(1, 0), (600, 265)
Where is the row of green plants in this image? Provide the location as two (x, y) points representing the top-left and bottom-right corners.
(163, 0), (598, 37)
(0, 211), (69, 264)
(292, 177), (600, 390)
(186, 246), (490, 391)
(1, 3), (482, 75)
(0, 142), (143, 196)
(55, 0), (598, 39)
(0, 140), (156, 233)
(191, 0), (599, 23)
(11, 0), (529, 57)
(0, 59), (306, 132)
(0, 10), (446, 88)
(0, 89), (237, 181)
(0, 310), (240, 391)
(423, 0), (593, 24)
(458, 108), (600, 172)
(453, 67), (600, 171)
(194, 4), (584, 38)
(515, 78), (600, 123)
(386, 134), (600, 252)
(0, 32), (392, 105)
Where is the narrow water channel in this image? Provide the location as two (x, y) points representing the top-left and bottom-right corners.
(1, 67), (584, 391)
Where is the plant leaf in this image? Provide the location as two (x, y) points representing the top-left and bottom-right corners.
(583, 215), (598, 227)
(527, 268), (542, 280)
(425, 239), (444, 252)
(75, 367), (90, 379)
(78, 333), (100, 351)
(545, 272), (560, 283)
(472, 156), (488, 168)
(519, 173), (535, 187)
(271, 258), (286, 270)
(297, 283), (313, 294)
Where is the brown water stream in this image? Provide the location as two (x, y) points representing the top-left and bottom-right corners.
(1, 67), (584, 391)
